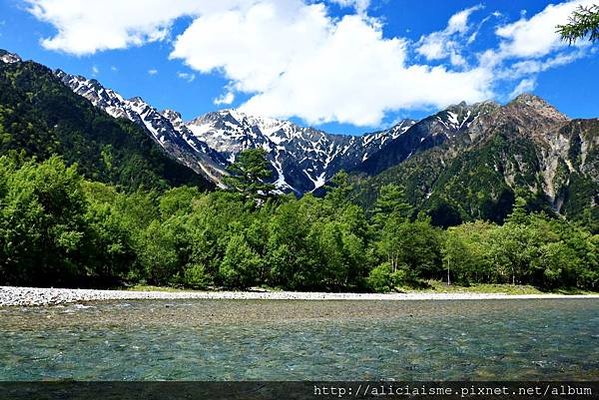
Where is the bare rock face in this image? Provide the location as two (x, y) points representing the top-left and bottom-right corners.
(55, 69), (228, 184)
(56, 65), (596, 214)
(359, 101), (500, 176)
(356, 94), (597, 224)
(188, 109), (415, 192)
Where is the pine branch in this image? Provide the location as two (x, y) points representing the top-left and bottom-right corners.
(557, 5), (599, 44)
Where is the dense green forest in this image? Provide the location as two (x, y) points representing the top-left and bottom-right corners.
(0, 149), (597, 292)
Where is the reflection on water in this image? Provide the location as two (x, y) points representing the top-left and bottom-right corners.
(0, 299), (598, 380)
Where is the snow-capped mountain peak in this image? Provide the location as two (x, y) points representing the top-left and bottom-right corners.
(52, 63), (496, 193)
(186, 108), (419, 192)
(55, 70), (228, 184)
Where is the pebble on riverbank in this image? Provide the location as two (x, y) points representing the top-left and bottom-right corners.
(1, 286), (598, 307)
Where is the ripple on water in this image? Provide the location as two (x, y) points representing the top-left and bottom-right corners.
(0, 299), (598, 380)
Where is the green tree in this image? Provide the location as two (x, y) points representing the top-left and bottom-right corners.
(443, 221), (496, 284)
(376, 216), (441, 281)
(224, 148), (275, 202)
(83, 182), (136, 283)
(442, 232), (465, 285)
(219, 234), (262, 289)
(371, 184), (412, 229)
(557, 4), (599, 43)
(536, 242), (578, 288)
(376, 214), (406, 274)
(0, 61), (211, 192)
(367, 263), (393, 293)
(506, 196), (529, 225)
(0, 156), (88, 286)
(324, 171), (354, 208)
(267, 196), (321, 289)
(183, 264), (209, 289)
(159, 186), (202, 218)
(185, 191), (248, 280)
(137, 217), (190, 286)
(488, 222), (539, 285)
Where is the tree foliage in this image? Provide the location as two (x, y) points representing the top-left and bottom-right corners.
(557, 5), (599, 44)
(224, 148), (275, 202)
(0, 60), (211, 192)
(0, 153), (597, 292)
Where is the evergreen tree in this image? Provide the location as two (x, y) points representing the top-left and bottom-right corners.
(506, 196), (529, 225)
(557, 4), (599, 43)
(371, 184), (412, 228)
(324, 171), (354, 208)
(224, 148), (275, 203)
(1, 151), (598, 292)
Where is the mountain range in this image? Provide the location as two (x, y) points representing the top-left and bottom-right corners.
(55, 65), (419, 194)
(1, 49), (597, 225)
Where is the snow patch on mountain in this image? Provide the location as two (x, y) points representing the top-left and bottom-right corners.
(187, 109), (416, 192)
(55, 70), (228, 185)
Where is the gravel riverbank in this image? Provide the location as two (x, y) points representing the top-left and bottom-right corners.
(1, 286), (598, 306)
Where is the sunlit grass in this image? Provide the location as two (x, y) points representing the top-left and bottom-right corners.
(125, 282), (596, 295)
(126, 284), (197, 293)
(407, 280), (595, 295)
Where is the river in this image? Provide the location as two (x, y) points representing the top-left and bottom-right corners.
(1, 299), (597, 380)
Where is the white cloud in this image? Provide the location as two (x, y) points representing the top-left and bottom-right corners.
(506, 51), (586, 79)
(171, 2), (332, 94)
(238, 16), (492, 125)
(214, 91), (236, 106)
(24, 0), (249, 55)
(328, 0), (370, 13)
(148, 69), (158, 75)
(23, 0), (596, 127)
(416, 5), (483, 67)
(171, 2), (492, 125)
(91, 65), (99, 76)
(110, 65), (118, 72)
(495, 0), (595, 59)
(447, 5), (484, 35)
(177, 71), (196, 82)
(509, 78), (537, 98)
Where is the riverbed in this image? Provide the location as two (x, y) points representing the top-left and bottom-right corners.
(1, 298), (597, 380)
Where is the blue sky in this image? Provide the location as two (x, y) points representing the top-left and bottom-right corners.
(0, 0), (597, 135)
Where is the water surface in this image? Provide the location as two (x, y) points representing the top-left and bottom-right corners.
(1, 299), (598, 380)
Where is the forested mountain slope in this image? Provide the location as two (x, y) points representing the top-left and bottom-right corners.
(355, 94), (599, 228)
(0, 51), (212, 191)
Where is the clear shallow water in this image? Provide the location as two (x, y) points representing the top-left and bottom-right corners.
(0, 299), (598, 380)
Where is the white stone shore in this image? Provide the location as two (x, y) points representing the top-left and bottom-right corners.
(1, 286), (598, 307)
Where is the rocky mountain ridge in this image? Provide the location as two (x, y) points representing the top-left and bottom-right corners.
(53, 63), (500, 193)
(356, 93), (598, 225)
(54, 64), (423, 192)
